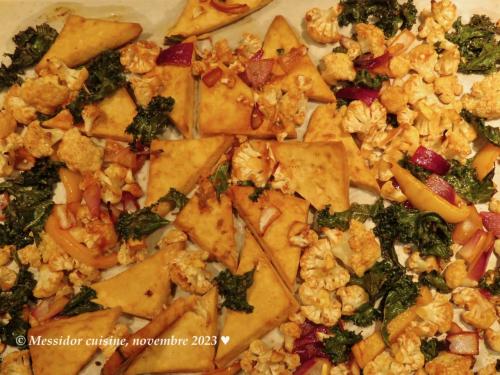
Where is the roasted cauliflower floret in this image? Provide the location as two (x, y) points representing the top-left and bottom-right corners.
(280, 321), (301, 352)
(168, 249), (212, 295)
(434, 75), (462, 104)
(0, 110), (16, 139)
(406, 252), (439, 273)
(425, 352), (473, 375)
(337, 285), (368, 315)
(20, 75), (70, 114)
(22, 121), (54, 158)
(403, 74), (435, 105)
(129, 73), (163, 107)
(288, 222), (318, 248)
(319, 53), (356, 85)
(17, 244), (40, 268)
(0, 350), (32, 375)
(120, 40), (160, 74)
(4, 85), (37, 125)
(342, 100), (386, 134)
(231, 142), (275, 187)
(444, 260), (477, 289)
(340, 36), (361, 60)
(38, 232), (74, 272)
(364, 351), (411, 375)
(396, 106), (418, 126)
(380, 85), (409, 114)
(418, 16), (446, 45)
(431, 0), (458, 31)
(240, 340), (300, 375)
(305, 6), (341, 44)
(435, 46), (460, 76)
(236, 33), (262, 59)
(355, 23), (386, 57)
(415, 293), (453, 333)
(0, 246), (12, 267)
(462, 71), (500, 120)
(0, 266), (16, 291)
(477, 362), (498, 375)
(277, 85), (308, 127)
(44, 58), (89, 91)
(33, 265), (64, 298)
(391, 332), (425, 371)
(380, 181), (407, 203)
(452, 287), (497, 329)
(68, 261), (100, 287)
(409, 44), (438, 83)
(389, 54), (411, 78)
(57, 128), (103, 173)
(298, 283), (341, 326)
(485, 328), (500, 353)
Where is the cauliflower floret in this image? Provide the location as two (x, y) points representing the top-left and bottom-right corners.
(68, 261), (100, 287)
(168, 249), (212, 295)
(452, 287), (497, 329)
(298, 283), (341, 326)
(342, 100), (386, 134)
(0, 110), (16, 139)
(403, 74), (435, 105)
(413, 101), (448, 146)
(299, 238), (350, 291)
(462, 71), (500, 120)
(477, 362), (498, 375)
(319, 53), (356, 85)
(236, 33), (262, 59)
(38, 232), (74, 272)
(305, 6), (341, 44)
(380, 181), (407, 203)
(159, 229), (188, 247)
(355, 23), (386, 57)
(435, 46), (460, 76)
(231, 142), (275, 187)
(288, 222), (318, 248)
(120, 41), (160, 74)
(129, 73), (163, 107)
(391, 332), (425, 371)
(434, 75), (462, 104)
(240, 340), (300, 375)
(4, 85), (37, 125)
(415, 293), (453, 333)
(340, 36), (361, 60)
(0, 267), (16, 291)
(364, 351), (412, 375)
(431, 0), (458, 31)
(57, 128), (103, 173)
(43, 58), (89, 91)
(33, 265), (64, 298)
(396, 106), (418, 126)
(485, 328), (500, 353)
(380, 85), (409, 114)
(0, 246), (11, 267)
(418, 16), (446, 45)
(22, 121), (54, 158)
(406, 252), (439, 273)
(409, 44), (438, 83)
(98, 163), (129, 204)
(337, 285), (368, 315)
(425, 352), (473, 375)
(117, 242), (146, 266)
(20, 75), (70, 114)
(0, 133), (22, 177)
(280, 321), (301, 352)
(443, 260), (477, 289)
(0, 350), (32, 375)
(277, 85), (308, 126)
(490, 198), (500, 213)
(17, 244), (40, 268)
(389, 54), (411, 78)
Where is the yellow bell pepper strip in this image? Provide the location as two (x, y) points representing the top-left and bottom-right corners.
(472, 143), (500, 181)
(391, 163), (469, 223)
(59, 168), (83, 204)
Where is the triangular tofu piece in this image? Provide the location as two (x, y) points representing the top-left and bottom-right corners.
(271, 141), (349, 211)
(230, 186), (308, 289)
(88, 87), (136, 142)
(146, 136), (234, 205)
(91, 243), (180, 319)
(175, 188), (237, 272)
(125, 288), (218, 374)
(262, 16), (335, 103)
(199, 64), (296, 138)
(36, 15), (142, 71)
(215, 230), (298, 367)
(29, 307), (121, 375)
(167, 0), (273, 37)
(305, 104), (380, 193)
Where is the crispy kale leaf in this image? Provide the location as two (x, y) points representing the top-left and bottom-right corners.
(236, 180), (271, 202)
(353, 70), (388, 89)
(0, 158), (62, 248)
(461, 109), (500, 146)
(338, 0), (417, 37)
(445, 15), (500, 74)
(350, 260), (404, 302)
(0, 23), (58, 90)
(419, 271), (451, 293)
(313, 200), (383, 231)
(443, 159), (495, 203)
(60, 286), (102, 317)
(399, 155), (431, 181)
(323, 326), (362, 364)
(158, 188), (188, 210)
(115, 206), (169, 240)
(126, 96), (175, 148)
(343, 303), (382, 326)
(0, 267), (36, 348)
(214, 269), (255, 313)
(209, 161), (231, 200)
(67, 50), (126, 122)
(479, 269), (500, 295)
(420, 338), (444, 362)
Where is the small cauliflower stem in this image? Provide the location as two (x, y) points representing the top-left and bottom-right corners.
(120, 41), (160, 74)
(298, 283), (341, 327)
(452, 288), (497, 329)
(168, 249), (212, 295)
(319, 53), (356, 85)
(288, 221), (318, 248)
(240, 340), (300, 375)
(355, 23), (386, 57)
(462, 71), (500, 120)
(415, 293), (454, 333)
(305, 6), (341, 44)
(337, 285), (368, 315)
(406, 252), (439, 273)
(231, 142), (275, 187)
(299, 238), (350, 291)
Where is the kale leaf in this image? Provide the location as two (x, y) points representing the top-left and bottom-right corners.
(420, 338), (444, 362)
(164, 34), (186, 45)
(115, 206), (169, 240)
(126, 96), (175, 148)
(214, 269), (255, 313)
(479, 269), (499, 296)
(419, 271), (451, 293)
(313, 200), (383, 232)
(343, 303), (382, 326)
(209, 161), (231, 200)
(350, 260), (404, 302)
(0, 24), (58, 90)
(159, 188), (188, 210)
(353, 70), (388, 89)
(338, 0), (417, 37)
(67, 50), (126, 122)
(0, 158), (62, 248)
(445, 15), (499, 74)
(323, 326), (362, 364)
(443, 159), (495, 203)
(399, 155), (431, 181)
(237, 181), (271, 202)
(60, 286), (102, 317)
(461, 109), (500, 146)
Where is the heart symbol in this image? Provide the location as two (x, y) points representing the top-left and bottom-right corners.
(220, 336), (230, 345)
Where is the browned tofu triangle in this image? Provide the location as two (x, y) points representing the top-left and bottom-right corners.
(36, 15), (142, 71)
(29, 307), (121, 375)
(271, 141), (350, 211)
(215, 230), (298, 367)
(305, 104), (380, 193)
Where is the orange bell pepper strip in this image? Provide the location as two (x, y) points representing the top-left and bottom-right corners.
(472, 143), (499, 181)
(391, 163), (469, 223)
(45, 213), (117, 269)
(59, 168), (83, 204)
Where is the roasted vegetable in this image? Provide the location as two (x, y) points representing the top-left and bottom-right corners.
(353, 69), (388, 89)
(479, 269), (499, 295)
(419, 270), (451, 293)
(115, 206), (169, 240)
(313, 200), (383, 231)
(68, 50), (126, 122)
(209, 161), (231, 200)
(420, 338), (445, 362)
(350, 260), (404, 301)
(343, 303), (382, 327)
(461, 109), (500, 147)
(60, 286), (102, 317)
(236, 180), (270, 202)
(159, 188), (188, 210)
(445, 15), (499, 74)
(338, 0), (417, 37)
(126, 96), (175, 148)
(0, 23), (58, 90)
(323, 326), (362, 364)
(214, 269), (255, 313)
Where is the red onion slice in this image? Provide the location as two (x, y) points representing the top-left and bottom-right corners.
(411, 146), (450, 175)
(156, 42), (194, 67)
